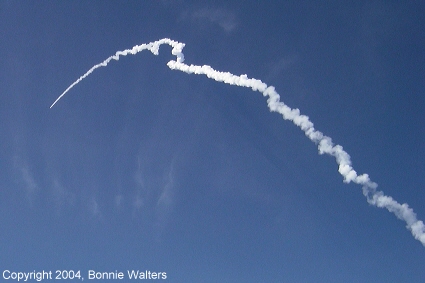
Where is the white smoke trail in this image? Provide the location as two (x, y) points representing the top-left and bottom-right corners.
(49, 39), (185, 108)
(51, 38), (425, 246)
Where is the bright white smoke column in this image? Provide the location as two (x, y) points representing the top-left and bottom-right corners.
(51, 38), (425, 246)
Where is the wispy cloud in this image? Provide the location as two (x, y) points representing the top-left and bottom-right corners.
(132, 153), (175, 217)
(179, 7), (238, 33)
(266, 56), (298, 81)
(132, 156), (146, 214)
(13, 156), (38, 204)
(193, 8), (237, 32)
(152, 160), (176, 241)
(51, 178), (75, 212)
(157, 161), (174, 207)
(88, 196), (101, 218)
(114, 194), (124, 208)
(133, 191), (144, 212)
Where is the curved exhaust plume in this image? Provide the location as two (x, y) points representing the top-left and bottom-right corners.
(51, 38), (425, 246)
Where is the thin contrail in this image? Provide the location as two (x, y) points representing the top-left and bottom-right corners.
(51, 38), (425, 246)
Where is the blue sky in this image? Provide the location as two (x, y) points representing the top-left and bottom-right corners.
(1, 1), (424, 282)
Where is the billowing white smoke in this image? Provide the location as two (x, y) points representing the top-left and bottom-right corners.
(51, 38), (425, 246)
